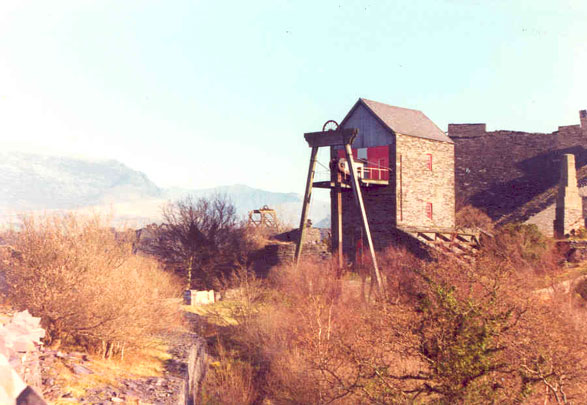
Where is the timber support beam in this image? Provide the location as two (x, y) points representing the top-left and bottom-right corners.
(295, 126), (384, 296)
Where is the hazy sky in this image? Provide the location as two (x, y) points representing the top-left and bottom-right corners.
(0, 0), (585, 194)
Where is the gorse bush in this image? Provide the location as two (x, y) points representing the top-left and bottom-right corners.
(2, 214), (181, 356)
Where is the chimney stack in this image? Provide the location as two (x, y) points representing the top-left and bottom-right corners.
(580, 109), (587, 130)
(554, 154), (584, 238)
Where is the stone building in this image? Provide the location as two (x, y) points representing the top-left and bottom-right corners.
(328, 98), (455, 259)
(448, 110), (587, 221)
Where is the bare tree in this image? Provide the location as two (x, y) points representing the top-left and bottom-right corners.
(153, 195), (246, 289)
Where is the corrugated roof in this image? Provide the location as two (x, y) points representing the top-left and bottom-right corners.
(343, 98), (453, 144)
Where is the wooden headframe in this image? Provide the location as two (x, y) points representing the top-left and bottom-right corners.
(294, 127), (384, 295)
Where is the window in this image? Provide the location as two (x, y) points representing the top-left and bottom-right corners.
(426, 154), (433, 171)
(426, 202), (433, 219)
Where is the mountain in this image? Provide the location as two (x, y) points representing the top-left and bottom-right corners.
(166, 184), (299, 211)
(0, 152), (330, 228)
(0, 151), (162, 210)
(164, 184), (330, 226)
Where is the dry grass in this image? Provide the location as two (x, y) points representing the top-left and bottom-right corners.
(194, 245), (587, 404)
(2, 213), (182, 356)
(202, 341), (256, 405)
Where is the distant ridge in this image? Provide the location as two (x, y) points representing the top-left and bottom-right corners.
(0, 151), (162, 210)
(164, 184), (329, 227)
(0, 152), (330, 228)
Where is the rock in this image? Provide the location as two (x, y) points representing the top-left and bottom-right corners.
(111, 397), (124, 403)
(72, 364), (94, 375)
(567, 247), (587, 263)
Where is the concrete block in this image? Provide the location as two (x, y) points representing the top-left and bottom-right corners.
(183, 290), (215, 306)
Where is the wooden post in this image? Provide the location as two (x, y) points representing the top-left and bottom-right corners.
(344, 143), (384, 295)
(295, 146), (319, 266)
(335, 172), (343, 268)
(330, 157), (344, 269)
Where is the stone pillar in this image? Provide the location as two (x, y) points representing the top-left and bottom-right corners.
(554, 154), (584, 238)
(580, 109), (587, 132)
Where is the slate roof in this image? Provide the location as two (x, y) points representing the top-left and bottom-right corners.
(341, 98), (453, 144)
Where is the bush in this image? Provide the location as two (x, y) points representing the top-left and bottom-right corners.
(203, 341), (256, 405)
(490, 223), (561, 276)
(2, 213), (181, 355)
(576, 278), (587, 301)
(202, 250), (587, 404)
(456, 205), (494, 232)
(151, 195), (255, 290)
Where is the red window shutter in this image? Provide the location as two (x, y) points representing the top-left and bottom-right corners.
(426, 202), (433, 219)
(426, 154), (432, 170)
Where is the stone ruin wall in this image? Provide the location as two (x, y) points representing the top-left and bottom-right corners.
(448, 111), (587, 220)
(249, 227), (330, 275)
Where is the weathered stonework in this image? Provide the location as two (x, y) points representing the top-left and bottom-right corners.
(339, 179), (397, 257)
(396, 134), (455, 229)
(250, 240), (330, 275)
(333, 99), (455, 260)
(554, 154), (584, 238)
(448, 110), (587, 220)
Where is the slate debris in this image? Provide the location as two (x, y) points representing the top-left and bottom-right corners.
(39, 330), (198, 404)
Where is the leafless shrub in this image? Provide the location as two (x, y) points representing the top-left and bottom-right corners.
(202, 340), (257, 405)
(456, 204), (494, 232)
(485, 223), (562, 278)
(2, 213), (181, 356)
(151, 195), (255, 289)
(198, 243), (587, 404)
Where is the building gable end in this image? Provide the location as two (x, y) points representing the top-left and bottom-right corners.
(340, 103), (394, 149)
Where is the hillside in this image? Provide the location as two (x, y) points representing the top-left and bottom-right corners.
(0, 151), (162, 210)
(0, 152), (330, 228)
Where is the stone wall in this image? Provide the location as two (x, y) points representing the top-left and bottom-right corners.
(448, 111), (587, 219)
(396, 134), (455, 229)
(0, 310), (45, 395)
(337, 134), (454, 259)
(333, 128), (398, 259)
(250, 240), (330, 276)
(339, 182), (397, 258)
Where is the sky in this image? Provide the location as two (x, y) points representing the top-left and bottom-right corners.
(0, 0), (586, 194)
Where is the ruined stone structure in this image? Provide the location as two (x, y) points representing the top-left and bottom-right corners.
(331, 98), (455, 259)
(315, 101), (586, 261)
(251, 227), (329, 275)
(448, 110), (587, 220)
(554, 154), (584, 238)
